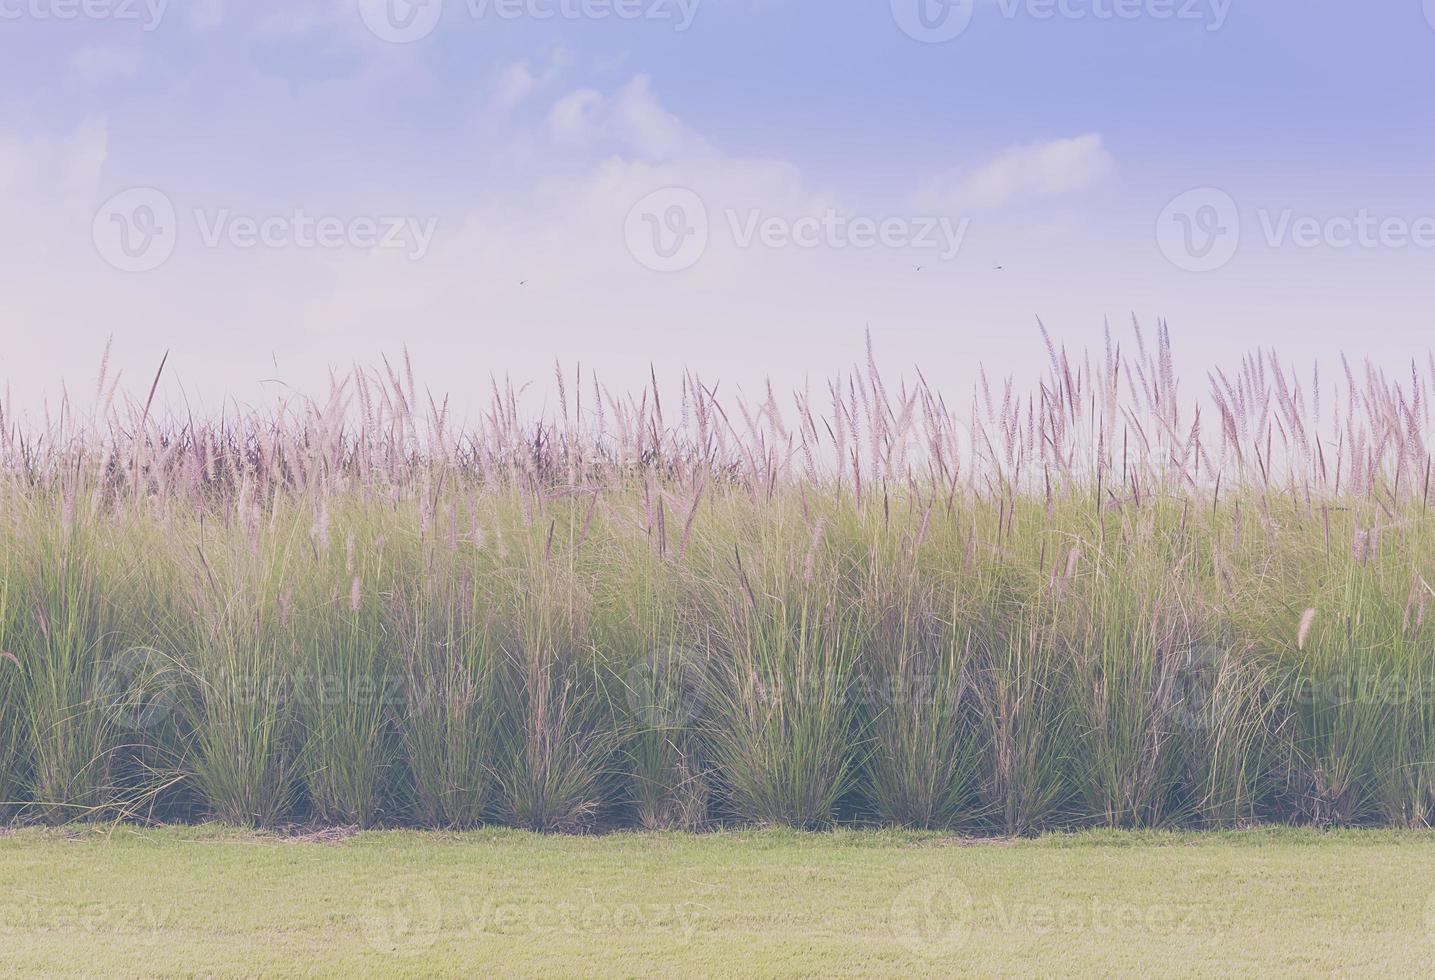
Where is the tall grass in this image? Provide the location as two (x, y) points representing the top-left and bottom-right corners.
(861, 525), (983, 829)
(8, 511), (121, 822)
(497, 530), (617, 833)
(391, 528), (502, 830)
(297, 512), (397, 827)
(2, 326), (1435, 832)
(862, 586), (981, 829)
(175, 535), (300, 827)
(700, 545), (865, 829)
(0, 569), (23, 819)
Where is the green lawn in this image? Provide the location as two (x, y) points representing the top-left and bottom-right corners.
(1, 826), (1432, 977)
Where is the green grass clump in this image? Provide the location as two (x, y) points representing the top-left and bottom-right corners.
(4, 326), (1435, 833)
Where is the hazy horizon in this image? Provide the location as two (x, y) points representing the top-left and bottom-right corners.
(4, 1), (1434, 419)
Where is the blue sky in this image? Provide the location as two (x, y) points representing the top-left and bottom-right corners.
(3, 0), (1435, 416)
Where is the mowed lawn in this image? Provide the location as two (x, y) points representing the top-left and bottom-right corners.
(1, 827), (1432, 978)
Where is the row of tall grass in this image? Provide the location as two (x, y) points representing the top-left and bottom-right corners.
(2, 326), (1434, 832)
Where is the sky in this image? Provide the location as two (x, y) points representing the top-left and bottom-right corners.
(3, 0), (1435, 420)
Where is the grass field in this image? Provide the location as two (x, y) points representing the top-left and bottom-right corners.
(1, 827), (1432, 977)
(7, 330), (1435, 834)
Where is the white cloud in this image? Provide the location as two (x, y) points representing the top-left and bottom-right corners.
(0, 119), (108, 215)
(66, 45), (145, 87)
(0, 80), (1118, 422)
(917, 133), (1115, 210)
(252, 4), (329, 38)
(593, 50), (631, 75)
(0, 120), (112, 411)
(543, 75), (711, 162)
(497, 63), (543, 109)
(183, 0), (226, 31)
(548, 89), (606, 143)
(608, 75), (709, 162)
(495, 48), (570, 110)
(293, 76), (835, 394)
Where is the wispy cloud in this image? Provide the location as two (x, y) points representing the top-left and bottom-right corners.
(183, 0), (227, 31)
(0, 119), (108, 213)
(548, 89), (606, 143)
(495, 47), (571, 110)
(66, 45), (145, 88)
(544, 75), (711, 162)
(916, 133), (1115, 210)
